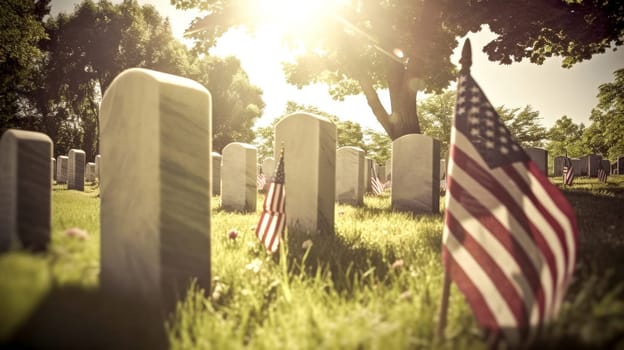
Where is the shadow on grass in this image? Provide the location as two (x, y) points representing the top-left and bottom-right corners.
(8, 287), (168, 350)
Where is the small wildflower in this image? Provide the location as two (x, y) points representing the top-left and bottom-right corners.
(245, 258), (262, 273)
(391, 259), (404, 269)
(228, 229), (239, 240)
(302, 239), (313, 250)
(65, 227), (89, 240)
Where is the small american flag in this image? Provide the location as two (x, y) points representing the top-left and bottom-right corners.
(255, 150), (286, 253)
(563, 157), (574, 186)
(442, 40), (578, 348)
(370, 163), (385, 195)
(257, 169), (266, 191)
(597, 161), (607, 183)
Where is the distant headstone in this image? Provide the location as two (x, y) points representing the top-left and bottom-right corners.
(336, 146), (365, 205)
(601, 159), (610, 176)
(364, 158), (373, 192)
(571, 158), (583, 176)
(52, 157), (56, 182)
(67, 149), (85, 191)
(391, 134), (440, 214)
(262, 157), (276, 180)
(618, 156), (624, 175)
(275, 112), (336, 235)
(578, 156), (588, 176)
(95, 154), (101, 180)
(0, 129), (52, 252)
(440, 159), (446, 179)
(211, 152), (222, 196)
(525, 147), (548, 175)
(221, 142), (257, 212)
(586, 154), (601, 177)
(56, 155), (68, 184)
(85, 162), (96, 182)
(553, 156), (566, 176)
(611, 161), (618, 175)
(99, 68), (212, 310)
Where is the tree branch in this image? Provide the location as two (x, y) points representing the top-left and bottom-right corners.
(354, 72), (392, 134)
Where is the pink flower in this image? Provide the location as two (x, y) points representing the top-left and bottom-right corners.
(228, 229), (239, 240)
(65, 227), (89, 240)
(391, 259), (405, 269)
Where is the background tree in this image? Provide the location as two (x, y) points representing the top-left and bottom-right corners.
(418, 90), (455, 160)
(177, 0), (624, 140)
(496, 105), (547, 147)
(581, 69), (624, 160)
(545, 115), (588, 174)
(0, 0), (49, 134)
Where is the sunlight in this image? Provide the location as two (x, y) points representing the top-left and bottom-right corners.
(246, 0), (347, 39)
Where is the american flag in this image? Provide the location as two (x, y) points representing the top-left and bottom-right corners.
(255, 150), (286, 253)
(442, 41), (578, 347)
(257, 169), (266, 191)
(370, 163), (385, 195)
(563, 157), (574, 186)
(597, 161), (607, 183)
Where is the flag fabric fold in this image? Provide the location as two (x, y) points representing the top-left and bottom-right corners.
(257, 168), (266, 191)
(563, 157), (575, 186)
(442, 58), (578, 347)
(255, 151), (286, 253)
(370, 163), (385, 195)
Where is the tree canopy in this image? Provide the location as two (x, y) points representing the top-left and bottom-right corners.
(176, 0), (624, 140)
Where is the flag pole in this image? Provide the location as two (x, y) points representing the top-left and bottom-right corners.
(436, 38), (472, 344)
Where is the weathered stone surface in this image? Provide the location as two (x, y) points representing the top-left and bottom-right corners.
(56, 156), (68, 184)
(99, 68), (212, 310)
(211, 152), (221, 196)
(525, 147), (548, 175)
(440, 159), (446, 179)
(578, 156), (588, 176)
(600, 159), (610, 175)
(85, 162), (96, 182)
(553, 156), (566, 176)
(336, 146), (365, 206)
(364, 158), (373, 192)
(67, 149), (85, 191)
(275, 112), (336, 235)
(391, 134), (440, 214)
(586, 154), (601, 177)
(571, 158), (583, 176)
(262, 157), (276, 180)
(0, 129), (52, 252)
(221, 142), (257, 212)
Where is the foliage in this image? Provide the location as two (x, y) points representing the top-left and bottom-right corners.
(418, 90), (456, 160)
(0, 0), (49, 134)
(175, 0), (624, 140)
(496, 105), (548, 148)
(189, 56), (264, 153)
(545, 115), (589, 161)
(582, 68), (624, 160)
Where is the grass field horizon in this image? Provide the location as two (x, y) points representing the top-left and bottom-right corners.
(1, 176), (623, 349)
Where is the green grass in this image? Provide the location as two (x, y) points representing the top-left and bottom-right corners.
(1, 177), (623, 349)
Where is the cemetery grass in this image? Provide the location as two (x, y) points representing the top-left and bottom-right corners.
(0, 178), (622, 349)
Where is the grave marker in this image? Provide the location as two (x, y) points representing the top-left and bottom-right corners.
(211, 152), (221, 196)
(553, 156), (566, 176)
(86, 162), (96, 182)
(275, 112), (336, 235)
(391, 134), (440, 214)
(99, 68), (212, 310)
(0, 129), (52, 252)
(67, 149), (85, 191)
(525, 147), (548, 175)
(221, 142), (257, 212)
(336, 146), (365, 205)
(56, 155), (68, 184)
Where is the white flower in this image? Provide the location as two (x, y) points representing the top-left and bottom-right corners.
(302, 239), (313, 250)
(245, 258), (262, 273)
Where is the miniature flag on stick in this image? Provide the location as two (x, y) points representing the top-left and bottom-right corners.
(257, 168), (266, 190)
(439, 39), (578, 347)
(370, 163), (385, 195)
(597, 161), (607, 183)
(563, 157), (575, 186)
(255, 148), (286, 253)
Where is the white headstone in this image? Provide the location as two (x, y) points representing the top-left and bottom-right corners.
(99, 68), (212, 310)
(262, 157), (276, 180)
(221, 142), (257, 212)
(67, 149), (85, 191)
(52, 157), (56, 182)
(56, 155), (68, 184)
(364, 158), (373, 192)
(85, 162), (96, 182)
(391, 134), (440, 214)
(525, 147), (548, 175)
(95, 154), (101, 180)
(275, 112), (336, 235)
(0, 129), (52, 252)
(211, 152), (222, 196)
(336, 146), (365, 205)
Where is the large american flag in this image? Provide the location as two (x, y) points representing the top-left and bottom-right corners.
(255, 151), (286, 253)
(442, 53), (578, 347)
(563, 157), (575, 186)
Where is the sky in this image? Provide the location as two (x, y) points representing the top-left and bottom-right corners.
(51, 0), (624, 132)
